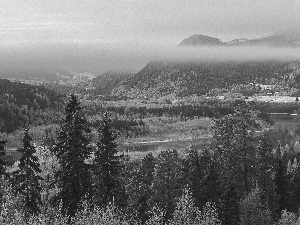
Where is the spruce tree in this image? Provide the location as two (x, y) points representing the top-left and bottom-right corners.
(211, 103), (259, 224)
(274, 144), (289, 218)
(12, 129), (42, 216)
(183, 146), (220, 210)
(93, 111), (125, 207)
(0, 139), (8, 208)
(256, 135), (277, 217)
(0, 139), (8, 178)
(53, 94), (92, 218)
(240, 188), (273, 225)
(150, 149), (184, 222)
(127, 152), (156, 223)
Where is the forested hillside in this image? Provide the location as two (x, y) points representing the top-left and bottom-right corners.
(0, 79), (65, 133)
(112, 61), (300, 98)
(92, 71), (133, 96)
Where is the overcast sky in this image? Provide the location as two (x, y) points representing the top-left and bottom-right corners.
(1, 0), (300, 75)
(2, 0), (300, 44)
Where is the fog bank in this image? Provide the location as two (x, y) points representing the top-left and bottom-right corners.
(1, 41), (300, 77)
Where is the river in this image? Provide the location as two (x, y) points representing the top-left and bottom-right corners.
(119, 114), (300, 154)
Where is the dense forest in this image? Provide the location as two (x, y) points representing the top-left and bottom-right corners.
(111, 61), (300, 98)
(1, 94), (300, 224)
(0, 79), (64, 133)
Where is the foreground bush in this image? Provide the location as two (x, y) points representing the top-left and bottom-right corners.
(0, 187), (221, 225)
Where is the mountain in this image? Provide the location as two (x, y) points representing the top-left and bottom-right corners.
(180, 30), (300, 47)
(180, 34), (225, 46)
(92, 71), (133, 96)
(112, 61), (300, 99)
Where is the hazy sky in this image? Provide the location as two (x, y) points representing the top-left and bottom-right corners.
(1, 0), (300, 75)
(2, 0), (300, 44)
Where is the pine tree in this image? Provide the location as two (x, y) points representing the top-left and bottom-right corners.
(0, 139), (8, 178)
(0, 139), (8, 208)
(256, 135), (277, 217)
(274, 144), (290, 218)
(127, 152), (156, 223)
(12, 129), (42, 216)
(150, 149), (184, 222)
(213, 103), (258, 197)
(220, 186), (240, 225)
(240, 188), (273, 225)
(93, 111), (125, 208)
(211, 103), (259, 224)
(183, 146), (220, 210)
(53, 94), (92, 218)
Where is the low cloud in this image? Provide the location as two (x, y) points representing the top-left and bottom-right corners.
(1, 41), (300, 77)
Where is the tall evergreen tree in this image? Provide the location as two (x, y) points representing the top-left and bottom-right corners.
(93, 111), (125, 208)
(183, 146), (220, 210)
(0, 139), (8, 178)
(256, 134), (277, 217)
(53, 94), (92, 218)
(240, 188), (273, 225)
(150, 149), (184, 222)
(127, 152), (156, 223)
(213, 103), (258, 197)
(12, 129), (42, 216)
(0, 139), (8, 208)
(211, 103), (259, 224)
(274, 144), (290, 218)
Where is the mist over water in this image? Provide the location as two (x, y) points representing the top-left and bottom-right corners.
(1, 41), (300, 77)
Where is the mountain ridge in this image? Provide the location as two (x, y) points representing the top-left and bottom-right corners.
(180, 30), (300, 47)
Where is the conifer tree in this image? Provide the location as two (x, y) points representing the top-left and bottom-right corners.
(0, 139), (8, 178)
(12, 129), (42, 216)
(53, 94), (92, 218)
(240, 188), (273, 225)
(93, 111), (125, 207)
(220, 186), (240, 225)
(274, 144), (290, 218)
(289, 163), (300, 213)
(213, 103), (258, 196)
(150, 149), (184, 222)
(0, 139), (8, 208)
(256, 135), (277, 217)
(183, 146), (220, 210)
(212, 103), (259, 224)
(127, 152), (156, 223)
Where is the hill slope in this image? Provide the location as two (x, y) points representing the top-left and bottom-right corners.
(0, 79), (65, 133)
(92, 71), (133, 96)
(112, 61), (300, 99)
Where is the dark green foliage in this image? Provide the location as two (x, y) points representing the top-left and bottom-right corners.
(0, 139), (8, 208)
(92, 71), (133, 96)
(53, 94), (92, 218)
(274, 144), (290, 218)
(113, 61), (297, 98)
(93, 111), (125, 208)
(240, 188), (273, 225)
(220, 186), (240, 225)
(127, 152), (156, 223)
(12, 129), (42, 216)
(256, 135), (277, 217)
(289, 162), (300, 213)
(149, 149), (184, 222)
(213, 103), (258, 198)
(210, 102), (271, 224)
(0, 139), (8, 178)
(0, 79), (64, 133)
(182, 146), (220, 210)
